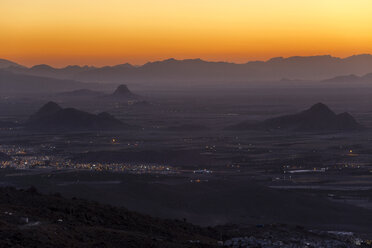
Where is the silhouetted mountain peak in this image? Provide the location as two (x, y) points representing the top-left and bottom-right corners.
(30, 101), (62, 121)
(63, 65), (82, 70)
(267, 57), (284, 62)
(30, 64), (55, 71)
(164, 58), (177, 63)
(157, 58), (206, 64)
(143, 58), (210, 68)
(111, 63), (134, 69)
(304, 103), (335, 117)
(230, 103), (360, 132)
(112, 84), (131, 96)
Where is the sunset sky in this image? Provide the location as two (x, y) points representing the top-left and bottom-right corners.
(1, 0), (371, 67)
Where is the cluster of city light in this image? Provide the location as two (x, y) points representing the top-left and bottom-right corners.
(1, 155), (64, 169)
(72, 162), (176, 174)
(0, 145), (29, 155)
(0, 155), (176, 174)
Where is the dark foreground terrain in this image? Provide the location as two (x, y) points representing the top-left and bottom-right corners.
(0, 187), (219, 248)
(0, 187), (370, 248)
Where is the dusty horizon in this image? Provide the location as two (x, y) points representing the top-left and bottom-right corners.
(2, 0), (372, 67)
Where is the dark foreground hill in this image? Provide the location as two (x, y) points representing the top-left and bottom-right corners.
(0, 187), (219, 248)
(230, 103), (360, 131)
(27, 102), (131, 131)
(0, 186), (369, 247)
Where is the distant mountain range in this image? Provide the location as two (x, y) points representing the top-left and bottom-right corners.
(27, 102), (132, 131)
(2, 54), (372, 83)
(0, 70), (115, 93)
(55, 84), (140, 103)
(56, 89), (106, 98)
(323, 73), (372, 83)
(229, 103), (360, 132)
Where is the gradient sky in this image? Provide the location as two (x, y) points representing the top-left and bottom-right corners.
(1, 0), (372, 67)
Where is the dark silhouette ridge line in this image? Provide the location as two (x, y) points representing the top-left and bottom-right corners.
(2, 54), (371, 69)
(3, 54), (372, 85)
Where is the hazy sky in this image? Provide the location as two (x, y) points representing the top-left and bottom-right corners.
(1, 0), (371, 67)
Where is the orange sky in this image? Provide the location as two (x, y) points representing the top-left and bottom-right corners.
(1, 0), (372, 67)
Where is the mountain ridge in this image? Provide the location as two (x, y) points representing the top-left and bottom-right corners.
(3, 54), (372, 83)
(323, 72), (372, 83)
(0, 70), (116, 93)
(0, 58), (25, 69)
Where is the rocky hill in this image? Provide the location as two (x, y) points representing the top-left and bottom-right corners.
(110, 84), (138, 100)
(27, 102), (131, 131)
(229, 103), (360, 131)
